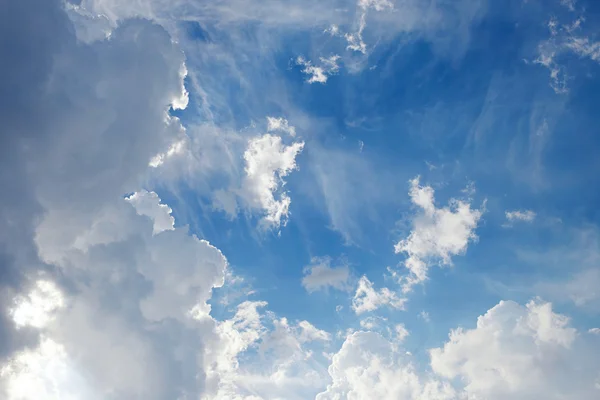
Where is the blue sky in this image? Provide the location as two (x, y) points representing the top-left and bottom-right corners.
(2, 0), (600, 399)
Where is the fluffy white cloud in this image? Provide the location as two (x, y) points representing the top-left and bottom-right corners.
(316, 331), (456, 400)
(394, 177), (483, 292)
(211, 117), (304, 230)
(19, 199), (228, 399)
(505, 209), (536, 224)
(352, 276), (406, 314)
(430, 299), (600, 399)
(317, 299), (600, 400)
(0, 2), (325, 398)
(0, 1), (231, 398)
(302, 257), (351, 293)
(240, 132), (305, 229)
(205, 302), (331, 399)
(125, 190), (175, 234)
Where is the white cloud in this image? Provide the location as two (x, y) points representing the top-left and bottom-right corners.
(298, 320), (332, 343)
(534, 10), (600, 93)
(566, 36), (600, 61)
(316, 331), (456, 400)
(241, 132), (305, 230)
(345, 14), (368, 54)
(352, 276), (406, 314)
(430, 299), (600, 399)
(0, 2), (232, 398)
(125, 190), (175, 234)
(148, 137), (187, 168)
(302, 257), (351, 293)
(359, 316), (387, 330)
(9, 280), (65, 330)
(589, 328), (600, 335)
(318, 299), (600, 400)
(505, 209), (536, 225)
(0, 337), (98, 400)
(205, 302), (331, 399)
(205, 301), (268, 396)
(206, 117), (304, 230)
(359, 0), (394, 11)
(394, 177), (483, 292)
(267, 116), (296, 137)
(296, 55), (341, 84)
(324, 24), (340, 36)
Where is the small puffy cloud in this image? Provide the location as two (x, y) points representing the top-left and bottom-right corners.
(296, 55), (341, 84)
(209, 117), (304, 230)
(302, 257), (351, 293)
(241, 132), (305, 229)
(589, 328), (600, 335)
(352, 276), (406, 314)
(394, 177), (483, 292)
(125, 190), (175, 234)
(505, 209), (536, 224)
(318, 299), (600, 400)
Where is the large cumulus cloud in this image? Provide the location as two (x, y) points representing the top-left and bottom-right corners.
(0, 0), (227, 398)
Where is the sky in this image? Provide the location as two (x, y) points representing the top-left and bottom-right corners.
(1, 0), (600, 399)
